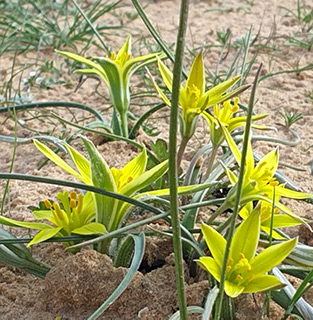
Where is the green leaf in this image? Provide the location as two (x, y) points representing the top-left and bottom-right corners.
(93, 57), (125, 114)
(0, 228), (50, 278)
(250, 238), (297, 275)
(81, 137), (116, 227)
(28, 227), (63, 246)
(71, 222), (107, 235)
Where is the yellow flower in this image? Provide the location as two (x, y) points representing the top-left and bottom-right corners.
(197, 210), (297, 298)
(202, 97), (268, 147)
(150, 52), (250, 138)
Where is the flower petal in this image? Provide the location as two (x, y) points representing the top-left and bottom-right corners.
(196, 257), (221, 282)
(71, 222), (107, 235)
(243, 274), (284, 293)
(230, 208), (260, 262)
(27, 227), (63, 247)
(201, 223), (226, 267)
(186, 52), (205, 95)
(250, 237), (297, 274)
(158, 59), (173, 92)
(224, 280), (245, 298)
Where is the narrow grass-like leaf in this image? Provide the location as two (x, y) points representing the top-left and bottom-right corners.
(202, 286), (219, 320)
(0, 228), (50, 278)
(168, 306), (204, 320)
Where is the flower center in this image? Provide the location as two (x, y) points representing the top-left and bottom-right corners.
(227, 253), (253, 284)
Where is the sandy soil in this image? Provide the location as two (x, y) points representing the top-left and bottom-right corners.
(0, 0), (313, 319)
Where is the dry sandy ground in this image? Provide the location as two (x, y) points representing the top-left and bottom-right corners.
(0, 0), (313, 319)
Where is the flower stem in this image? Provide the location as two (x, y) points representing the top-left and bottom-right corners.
(214, 64), (262, 319)
(203, 145), (218, 181)
(177, 136), (190, 168)
(120, 111), (129, 138)
(168, 0), (189, 318)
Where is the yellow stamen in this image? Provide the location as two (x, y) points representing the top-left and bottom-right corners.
(236, 274), (243, 281)
(110, 52), (115, 60)
(226, 265), (232, 272)
(53, 202), (64, 221)
(70, 191), (77, 200)
(44, 199), (52, 209)
(127, 177), (133, 184)
(269, 178), (279, 187)
(228, 258), (234, 265)
(239, 252), (245, 260)
(69, 199), (76, 209)
(77, 193), (83, 214)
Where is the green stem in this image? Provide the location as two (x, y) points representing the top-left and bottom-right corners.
(214, 65), (262, 319)
(203, 144), (218, 181)
(120, 111), (129, 138)
(177, 136), (190, 168)
(168, 0), (189, 318)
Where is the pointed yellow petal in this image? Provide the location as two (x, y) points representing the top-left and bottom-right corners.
(201, 223), (226, 267)
(218, 120), (242, 165)
(251, 149), (278, 182)
(206, 75), (241, 99)
(275, 185), (312, 200)
(186, 52), (205, 95)
(224, 280), (245, 298)
(55, 50), (106, 78)
(62, 143), (91, 184)
(116, 35), (131, 62)
(158, 59), (173, 92)
(33, 139), (84, 182)
(148, 68), (171, 106)
(243, 274), (284, 293)
(120, 159), (168, 197)
(250, 237), (297, 274)
(196, 257), (221, 282)
(230, 208), (260, 261)
(27, 227), (63, 247)
(114, 147), (147, 191)
(71, 222), (107, 235)
(0, 215), (52, 230)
